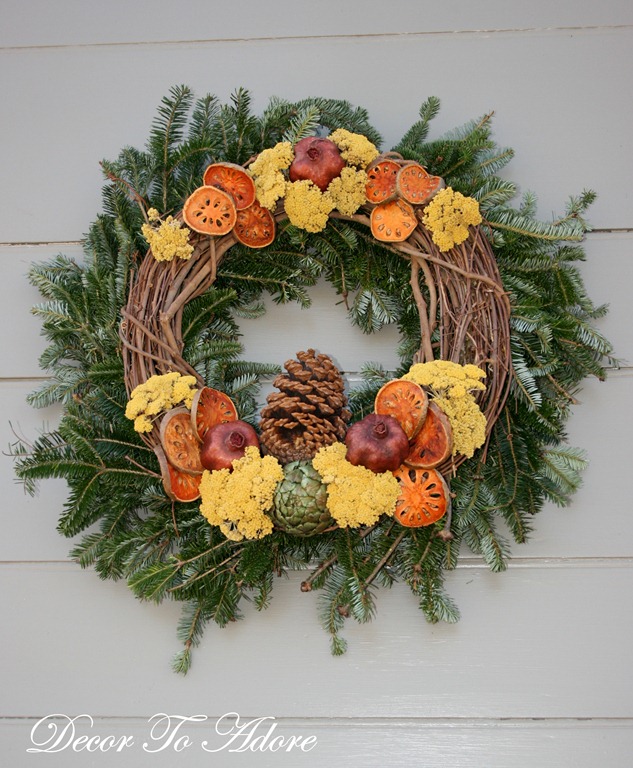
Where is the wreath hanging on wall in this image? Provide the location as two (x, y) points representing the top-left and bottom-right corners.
(13, 85), (613, 673)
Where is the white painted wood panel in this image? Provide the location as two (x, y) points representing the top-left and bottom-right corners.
(1, 565), (632, 718)
(3, 718), (633, 768)
(2, 0), (632, 48)
(2, 3), (633, 766)
(1, 27), (631, 242)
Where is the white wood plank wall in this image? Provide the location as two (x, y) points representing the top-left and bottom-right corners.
(1, 2), (632, 764)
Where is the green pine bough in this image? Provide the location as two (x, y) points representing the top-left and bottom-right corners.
(12, 85), (615, 673)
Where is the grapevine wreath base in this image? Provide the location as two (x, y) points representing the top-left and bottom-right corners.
(14, 87), (613, 672)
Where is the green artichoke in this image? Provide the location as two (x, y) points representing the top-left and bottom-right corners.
(271, 460), (335, 536)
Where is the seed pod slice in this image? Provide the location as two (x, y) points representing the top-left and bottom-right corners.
(405, 401), (453, 469)
(370, 199), (417, 242)
(160, 407), (203, 474)
(396, 163), (445, 206)
(234, 200), (276, 248)
(191, 386), (238, 441)
(183, 185), (237, 236)
(374, 379), (428, 440)
(392, 466), (450, 527)
(202, 162), (257, 211)
(365, 158), (400, 204)
(155, 445), (202, 503)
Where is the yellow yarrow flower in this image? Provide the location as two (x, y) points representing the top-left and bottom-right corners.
(284, 180), (335, 232)
(125, 372), (198, 433)
(421, 187), (482, 252)
(249, 141), (294, 210)
(403, 360), (487, 457)
(312, 443), (400, 528)
(142, 215), (194, 262)
(325, 167), (368, 216)
(329, 128), (379, 168)
(199, 447), (283, 541)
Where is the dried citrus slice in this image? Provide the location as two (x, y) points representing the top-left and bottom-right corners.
(374, 379), (428, 440)
(405, 401), (453, 469)
(159, 407), (203, 474)
(370, 199), (417, 242)
(392, 466), (450, 527)
(396, 163), (445, 206)
(191, 386), (238, 441)
(234, 200), (276, 248)
(155, 445), (202, 503)
(365, 158), (400, 204)
(202, 162), (257, 211)
(182, 186), (237, 235)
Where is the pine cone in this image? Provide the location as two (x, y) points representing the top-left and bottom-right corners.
(259, 349), (351, 463)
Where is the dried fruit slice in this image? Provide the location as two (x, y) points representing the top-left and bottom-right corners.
(191, 386), (238, 441)
(234, 200), (276, 248)
(374, 379), (429, 440)
(405, 401), (453, 469)
(392, 466), (450, 527)
(160, 407), (203, 474)
(155, 445), (202, 503)
(396, 163), (445, 206)
(370, 199), (417, 242)
(365, 158), (400, 204)
(202, 162), (257, 211)
(182, 186), (237, 236)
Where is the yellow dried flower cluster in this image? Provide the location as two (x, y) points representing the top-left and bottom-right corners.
(312, 443), (400, 528)
(284, 179), (335, 232)
(199, 447), (283, 541)
(326, 167), (368, 216)
(403, 360), (487, 458)
(421, 187), (482, 252)
(125, 372), (198, 433)
(249, 141), (294, 210)
(142, 211), (194, 262)
(329, 128), (379, 168)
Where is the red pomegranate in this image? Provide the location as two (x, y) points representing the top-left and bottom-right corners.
(200, 420), (260, 471)
(345, 413), (410, 473)
(289, 137), (345, 191)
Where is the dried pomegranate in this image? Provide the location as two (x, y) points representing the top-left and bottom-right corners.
(289, 137), (345, 192)
(345, 413), (409, 474)
(200, 420), (260, 471)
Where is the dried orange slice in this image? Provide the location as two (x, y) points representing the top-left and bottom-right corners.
(370, 199), (417, 242)
(191, 386), (238, 441)
(155, 445), (202, 503)
(374, 379), (428, 440)
(365, 158), (400, 204)
(159, 407), (203, 474)
(234, 200), (276, 248)
(202, 162), (257, 211)
(393, 466), (450, 527)
(396, 163), (445, 206)
(182, 186), (237, 236)
(405, 401), (453, 469)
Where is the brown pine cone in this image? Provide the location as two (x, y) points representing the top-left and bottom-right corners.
(259, 349), (351, 463)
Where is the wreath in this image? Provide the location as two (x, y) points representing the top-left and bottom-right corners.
(13, 85), (613, 673)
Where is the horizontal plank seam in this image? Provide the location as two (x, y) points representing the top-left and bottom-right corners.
(1, 715), (632, 726)
(1, 23), (632, 53)
(2, 557), (633, 568)
(2, 228), (632, 250)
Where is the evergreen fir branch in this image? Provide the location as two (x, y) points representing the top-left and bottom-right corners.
(487, 207), (585, 242)
(282, 104), (321, 144)
(172, 600), (210, 675)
